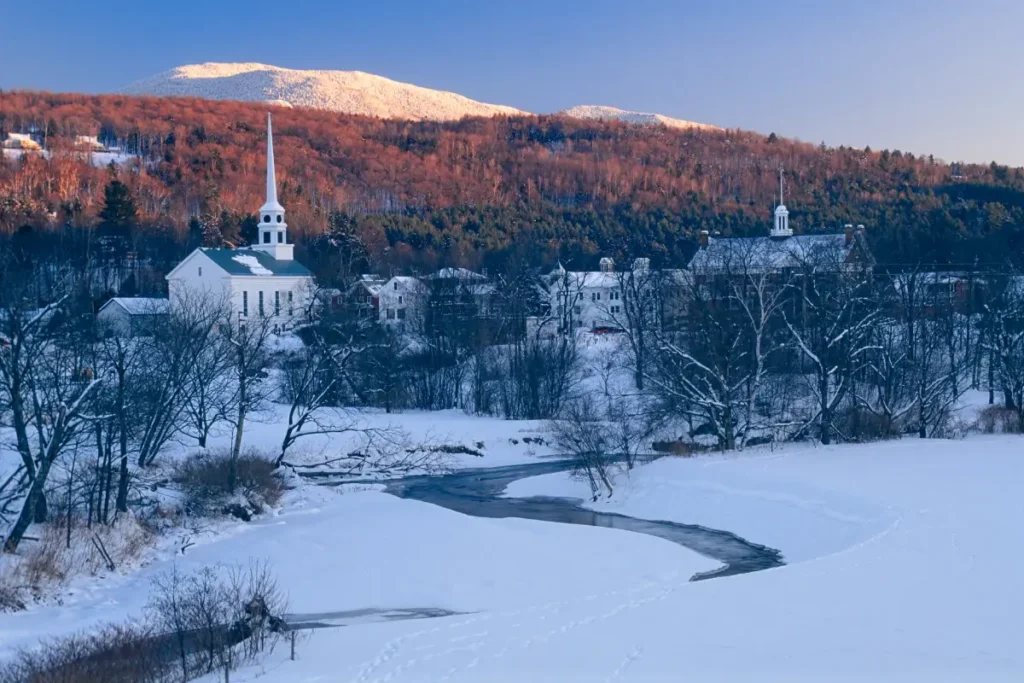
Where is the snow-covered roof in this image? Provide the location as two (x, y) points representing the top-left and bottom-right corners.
(430, 267), (486, 280)
(688, 233), (859, 271)
(197, 248), (312, 277)
(382, 276), (428, 293)
(553, 271), (621, 289)
(103, 297), (171, 316)
(231, 254), (274, 276)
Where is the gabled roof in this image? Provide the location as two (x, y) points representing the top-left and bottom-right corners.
(198, 248), (312, 277)
(430, 267), (486, 280)
(688, 233), (867, 271)
(100, 297), (171, 316)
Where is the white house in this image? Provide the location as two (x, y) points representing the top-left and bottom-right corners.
(378, 276), (428, 329)
(96, 297), (170, 337)
(165, 114), (314, 331)
(546, 257), (635, 332)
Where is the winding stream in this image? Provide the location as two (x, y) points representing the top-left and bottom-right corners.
(319, 459), (785, 582)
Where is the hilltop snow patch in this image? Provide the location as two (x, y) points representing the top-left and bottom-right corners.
(560, 104), (720, 131)
(122, 62), (526, 121)
(121, 63), (717, 130)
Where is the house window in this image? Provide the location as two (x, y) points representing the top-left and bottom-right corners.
(394, 282), (398, 290)
(398, 295), (404, 304)
(397, 308), (406, 319)
(198, 267), (202, 276)
(611, 305), (621, 314)
(574, 306), (582, 315)
(387, 309), (396, 319)
(288, 291), (294, 316)
(258, 291), (265, 317)
(242, 291), (248, 317)
(274, 291), (280, 316)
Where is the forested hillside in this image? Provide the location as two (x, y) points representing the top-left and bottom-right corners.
(2, 90), (1024, 281)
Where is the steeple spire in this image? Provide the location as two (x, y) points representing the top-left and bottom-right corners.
(252, 112), (293, 260)
(779, 166), (784, 206)
(261, 113), (284, 213)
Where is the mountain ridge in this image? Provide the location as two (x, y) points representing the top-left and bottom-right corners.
(122, 62), (717, 130)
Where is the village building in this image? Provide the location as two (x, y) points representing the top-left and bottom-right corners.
(165, 114), (313, 331)
(96, 297), (170, 337)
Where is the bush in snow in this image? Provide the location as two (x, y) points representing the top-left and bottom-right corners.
(173, 450), (283, 521)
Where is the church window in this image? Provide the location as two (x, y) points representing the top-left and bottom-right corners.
(263, 215), (270, 223)
(288, 291), (293, 315)
(258, 291), (265, 316)
(198, 267), (202, 276)
(263, 231), (271, 244)
(277, 232), (283, 243)
(274, 291), (280, 315)
(276, 215), (282, 223)
(242, 291), (248, 316)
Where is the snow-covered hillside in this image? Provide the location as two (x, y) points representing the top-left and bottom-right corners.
(122, 62), (526, 121)
(560, 104), (719, 130)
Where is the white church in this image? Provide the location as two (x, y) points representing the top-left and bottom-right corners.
(166, 114), (314, 330)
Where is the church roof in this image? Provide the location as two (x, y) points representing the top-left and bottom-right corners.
(201, 248), (312, 277)
(688, 233), (862, 271)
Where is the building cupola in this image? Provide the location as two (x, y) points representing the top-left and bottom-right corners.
(251, 113), (294, 260)
(770, 167), (793, 239)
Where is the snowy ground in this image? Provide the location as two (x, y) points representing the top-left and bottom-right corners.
(3, 420), (1021, 681)
(200, 435), (1022, 683)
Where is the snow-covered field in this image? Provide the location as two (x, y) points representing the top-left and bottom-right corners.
(4, 414), (1022, 682)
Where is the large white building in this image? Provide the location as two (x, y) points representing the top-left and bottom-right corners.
(166, 114), (314, 330)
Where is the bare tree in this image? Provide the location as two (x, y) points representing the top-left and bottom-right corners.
(1, 292), (104, 553)
(602, 260), (661, 390)
(221, 314), (274, 494)
(275, 307), (384, 466)
(548, 396), (616, 500)
(785, 243), (880, 444)
(134, 294), (224, 467)
(981, 272), (1024, 430)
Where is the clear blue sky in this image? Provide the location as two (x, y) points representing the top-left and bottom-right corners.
(2, 0), (1022, 165)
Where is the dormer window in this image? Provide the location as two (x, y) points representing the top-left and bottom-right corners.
(263, 215), (271, 223)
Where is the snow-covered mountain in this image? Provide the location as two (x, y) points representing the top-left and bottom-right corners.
(122, 63), (717, 130)
(122, 62), (525, 121)
(559, 105), (719, 131)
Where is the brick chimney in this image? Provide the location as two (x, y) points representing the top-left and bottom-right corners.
(698, 230), (710, 249)
(844, 223), (854, 247)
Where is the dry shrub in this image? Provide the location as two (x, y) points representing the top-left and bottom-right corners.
(174, 450), (284, 519)
(0, 562), (287, 683)
(651, 440), (694, 456)
(0, 622), (169, 683)
(978, 405), (1023, 434)
(0, 517), (153, 610)
(837, 405), (899, 442)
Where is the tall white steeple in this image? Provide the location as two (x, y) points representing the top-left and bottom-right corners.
(771, 166), (792, 238)
(251, 113), (294, 260)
